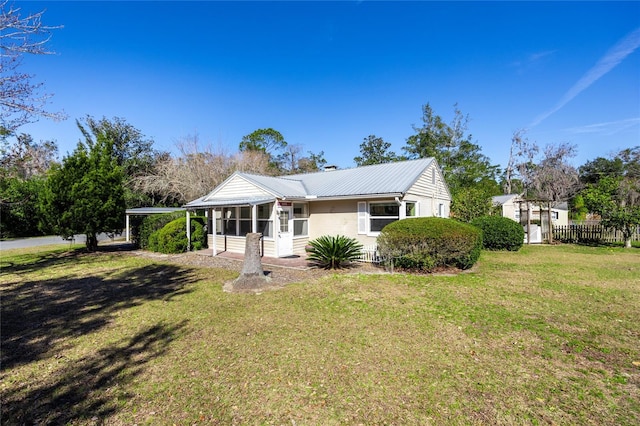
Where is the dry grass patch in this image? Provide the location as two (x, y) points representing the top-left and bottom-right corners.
(1, 244), (639, 425)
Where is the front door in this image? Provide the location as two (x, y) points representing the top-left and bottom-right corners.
(277, 205), (294, 257)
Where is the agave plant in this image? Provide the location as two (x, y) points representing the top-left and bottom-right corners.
(306, 235), (363, 269)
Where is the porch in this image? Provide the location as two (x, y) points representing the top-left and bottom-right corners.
(193, 248), (311, 269)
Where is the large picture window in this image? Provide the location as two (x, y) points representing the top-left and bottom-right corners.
(293, 203), (308, 236)
(369, 202), (399, 232)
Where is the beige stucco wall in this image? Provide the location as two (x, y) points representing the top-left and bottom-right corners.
(309, 199), (360, 239)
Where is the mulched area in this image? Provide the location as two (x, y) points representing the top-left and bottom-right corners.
(131, 249), (387, 288)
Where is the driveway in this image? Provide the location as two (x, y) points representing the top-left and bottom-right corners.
(0, 234), (121, 251)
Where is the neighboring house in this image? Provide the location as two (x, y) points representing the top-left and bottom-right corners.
(492, 194), (569, 227)
(185, 158), (451, 257)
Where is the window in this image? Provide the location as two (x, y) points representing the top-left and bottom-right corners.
(369, 202), (399, 232)
(405, 202), (417, 217)
(551, 211), (559, 220)
(279, 209), (289, 233)
(222, 206), (263, 236)
(257, 203), (273, 238)
(222, 207), (236, 235)
(293, 203), (308, 236)
(437, 203), (445, 218)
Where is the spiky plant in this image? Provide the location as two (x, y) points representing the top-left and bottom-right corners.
(306, 235), (363, 269)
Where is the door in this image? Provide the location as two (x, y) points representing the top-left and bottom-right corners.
(277, 205), (294, 257)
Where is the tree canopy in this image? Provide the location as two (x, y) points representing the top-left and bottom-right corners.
(403, 103), (500, 196)
(40, 135), (125, 251)
(581, 147), (640, 248)
(354, 135), (401, 166)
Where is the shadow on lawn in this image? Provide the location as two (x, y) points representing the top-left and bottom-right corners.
(2, 320), (188, 425)
(1, 254), (197, 369)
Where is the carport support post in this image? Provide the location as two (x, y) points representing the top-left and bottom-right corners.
(186, 210), (191, 251)
(125, 214), (130, 242)
(212, 208), (217, 257)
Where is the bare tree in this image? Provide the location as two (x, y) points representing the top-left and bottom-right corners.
(0, 132), (57, 178)
(532, 142), (580, 204)
(506, 129), (539, 196)
(132, 134), (272, 204)
(1, 1), (66, 134)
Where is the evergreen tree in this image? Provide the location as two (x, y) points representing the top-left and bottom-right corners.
(40, 135), (125, 250)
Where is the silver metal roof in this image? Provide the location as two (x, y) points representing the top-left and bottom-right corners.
(185, 196), (276, 209)
(284, 158), (434, 197)
(125, 207), (185, 215)
(184, 158), (437, 206)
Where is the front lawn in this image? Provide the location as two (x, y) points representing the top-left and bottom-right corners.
(1, 244), (638, 425)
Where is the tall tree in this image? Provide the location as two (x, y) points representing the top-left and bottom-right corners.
(403, 103), (500, 195)
(0, 1), (66, 135)
(354, 135), (401, 166)
(277, 144), (327, 174)
(581, 147), (640, 248)
(76, 116), (159, 208)
(239, 128), (288, 172)
(40, 135), (125, 251)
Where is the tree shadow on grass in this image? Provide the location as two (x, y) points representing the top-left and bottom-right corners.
(1, 258), (197, 369)
(1, 320), (188, 425)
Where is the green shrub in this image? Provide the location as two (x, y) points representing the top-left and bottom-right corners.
(306, 235), (363, 269)
(148, 216), (207, 254)
(471, 215), (524, 251)
(377, 217), (482, 271)
(137, 211), (185, 249)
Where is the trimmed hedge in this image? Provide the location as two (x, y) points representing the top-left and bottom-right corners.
(471, 215), (524, 251)
(147, 216), (207, 254)
(377, 217), (482, 271)
(136, 211), (185, 249)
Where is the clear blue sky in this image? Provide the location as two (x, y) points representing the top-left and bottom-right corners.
(16, 1), (640, 171)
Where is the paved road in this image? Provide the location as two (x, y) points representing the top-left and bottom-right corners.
(0, 233), (122, 251)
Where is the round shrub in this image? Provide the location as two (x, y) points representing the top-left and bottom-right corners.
(471, 215), (524, 251)
(148, 216), (207, 254)
(137, 211), (185, 249)
(377, 217), (482, 272)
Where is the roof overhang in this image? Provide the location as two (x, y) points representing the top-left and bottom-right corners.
(125, 207), (185, 215)
(184, 196), (277, 209)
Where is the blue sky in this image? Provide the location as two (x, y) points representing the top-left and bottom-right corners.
(15, 1), (640, 171)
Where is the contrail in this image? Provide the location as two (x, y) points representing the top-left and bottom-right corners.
(529, 26), (640, 128)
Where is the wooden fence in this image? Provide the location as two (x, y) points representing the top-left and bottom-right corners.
(553, 224), (640, 244)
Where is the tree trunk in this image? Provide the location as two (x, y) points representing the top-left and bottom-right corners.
(85, 233), (98, 251)
(226, 233), (271, 292)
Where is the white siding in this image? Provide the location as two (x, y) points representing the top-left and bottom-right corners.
(206, 175), (271, 201)
(404, 162), (451, 217)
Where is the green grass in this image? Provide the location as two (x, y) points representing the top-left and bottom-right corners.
(1, 244), (639, 425)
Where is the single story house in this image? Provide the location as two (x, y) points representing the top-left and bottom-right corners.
(492, 194), (569, 227)
(184, 158), (451, 257)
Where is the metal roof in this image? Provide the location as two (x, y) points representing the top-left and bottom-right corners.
(125, 207), (185, 215)
(185, 196), (276, 209)
(285, 158), (434, 197)
(184, 158), (437, 206)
